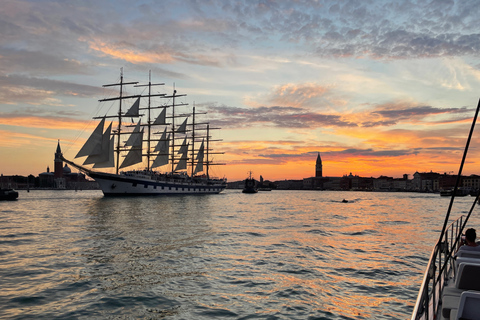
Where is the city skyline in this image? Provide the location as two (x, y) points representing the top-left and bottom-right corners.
(2, 1), (480, 181)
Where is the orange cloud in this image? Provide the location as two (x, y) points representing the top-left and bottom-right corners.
(88, 39), (176, 64)
(0, 115), (93, 131)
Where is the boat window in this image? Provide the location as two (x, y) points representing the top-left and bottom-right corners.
(132, 183), (137, 187)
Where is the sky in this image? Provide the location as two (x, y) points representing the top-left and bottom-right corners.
(2, 0), (480, 182)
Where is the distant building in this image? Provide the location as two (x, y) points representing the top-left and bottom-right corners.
(316, 153), (322, 177)
(38, 141), (98, 190)
(304, 153), (327, 189)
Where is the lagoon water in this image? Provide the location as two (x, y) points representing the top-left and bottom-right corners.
(1, 189), (480, 319)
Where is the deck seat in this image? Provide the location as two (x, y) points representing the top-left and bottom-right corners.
(442, 295), (461, 319)
(455, 250), (480, 259)
(451, 291), (480, 320)
(455, 257), (480, 273)
(441, 262), (480, 318)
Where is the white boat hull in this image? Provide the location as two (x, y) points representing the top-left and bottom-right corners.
(89, 171), (226, 196)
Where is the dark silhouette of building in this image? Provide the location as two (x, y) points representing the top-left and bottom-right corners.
(54, 141), (63, 179)
(37, 141), (98, 189)
(316, 153), (322, 177)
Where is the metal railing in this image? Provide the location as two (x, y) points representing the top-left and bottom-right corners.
(411, 215), (465, 320)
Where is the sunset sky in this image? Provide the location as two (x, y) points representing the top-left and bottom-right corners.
(2, 0), (480, 181)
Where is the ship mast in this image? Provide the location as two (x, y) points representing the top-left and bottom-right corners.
(134, 71), (164, 171)
(205, 123), (225, 179)
(171, 89), (176, 174)
(99, 68), (139, 174)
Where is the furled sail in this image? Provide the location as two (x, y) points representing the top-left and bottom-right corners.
(193, 139), (205, 175)
(125, 98), (140, 117)
(153, 107), (167, 125)
(75, 118), (105, 158)
(83, 122), (113, 166)
(176, 118), (188, 133)
(119, 129), (144, 169)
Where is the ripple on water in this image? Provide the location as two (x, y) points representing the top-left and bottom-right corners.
(1, 190), (477, 319)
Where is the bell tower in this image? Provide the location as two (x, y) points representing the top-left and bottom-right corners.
(54, 140), (63, 178)
(315, 152), (322, 177)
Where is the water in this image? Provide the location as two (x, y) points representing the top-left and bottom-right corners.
(1, 190), (479, 319)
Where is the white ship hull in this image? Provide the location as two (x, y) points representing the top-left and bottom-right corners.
(89, 171), (226, 196)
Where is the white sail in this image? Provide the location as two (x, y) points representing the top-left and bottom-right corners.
(175, 157), (187, 171)
(174, 138), (188, 171)
(92, 137), (115, 168)
(152, 152), (169, 168)
(177, 138), (188, 154)
(124, 120), (142, 146)
(153, 108), (167, 125)
(83, 122), (112, 165)
(151, 130), (169, 168)
(193, 139), (205, 175)
(154, 129), (168, 152)
(176, 118), (188, 133)
(119, 129), (144, 169)
(75, 118), (105, 158)
(125, 97), (140, 117)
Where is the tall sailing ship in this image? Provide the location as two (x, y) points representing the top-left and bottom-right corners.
(63, 70), (227, 196)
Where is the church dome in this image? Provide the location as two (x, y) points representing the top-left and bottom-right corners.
(63, 164), (71, 174)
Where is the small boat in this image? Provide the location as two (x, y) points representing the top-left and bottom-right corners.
(412, 99), (480, 319)
(242, 171), (257, 193)
(62, 70), (226, 196)
(439, 188), (470, 197)
(0, 188), (19, 201)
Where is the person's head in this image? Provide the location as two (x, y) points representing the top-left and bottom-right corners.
(465, 228), (477, 243)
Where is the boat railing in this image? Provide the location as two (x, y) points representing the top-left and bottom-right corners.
(411, 215), (466, 320)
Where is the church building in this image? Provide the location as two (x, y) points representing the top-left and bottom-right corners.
(316, 152), (322, 177)
(38, 141), (92, 189)
(303, 152), (327, 189)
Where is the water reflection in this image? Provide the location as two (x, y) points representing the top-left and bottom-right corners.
(1, 190), (479, 319)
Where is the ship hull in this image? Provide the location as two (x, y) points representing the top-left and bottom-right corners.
(89, 171), (226, 196)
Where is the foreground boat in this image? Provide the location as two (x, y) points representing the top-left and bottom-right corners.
(412, 99), (480, 319)
(63, 70), (226, 196)
(0, 188), (18, 201)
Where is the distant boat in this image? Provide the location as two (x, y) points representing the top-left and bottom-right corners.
(0, 188), (18, 201)
(62, 70), (227, 196)
(439, 188), (470, 197)
(257, 187), (272, 191)
(242, 171), (257, 193)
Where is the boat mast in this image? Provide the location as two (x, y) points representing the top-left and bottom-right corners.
(134, 71), (164, 171)
(171, 89), (176, 174)
(206, 124), (210, 180)
(116, 71), (124, 174)
(146, 71), (152, 170)
(100, 68), (139, 174)
(191, 105), (196, 177)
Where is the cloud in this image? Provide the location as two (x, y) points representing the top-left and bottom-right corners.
(367, 103), (473, 125)
(0, 48), (89, 76)
(0, 113), (92, 130)
(0, 74), (103, 105)
(205, 103), (357, 128)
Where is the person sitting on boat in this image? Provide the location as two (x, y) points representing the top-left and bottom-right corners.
(458, 228), (480, 252)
